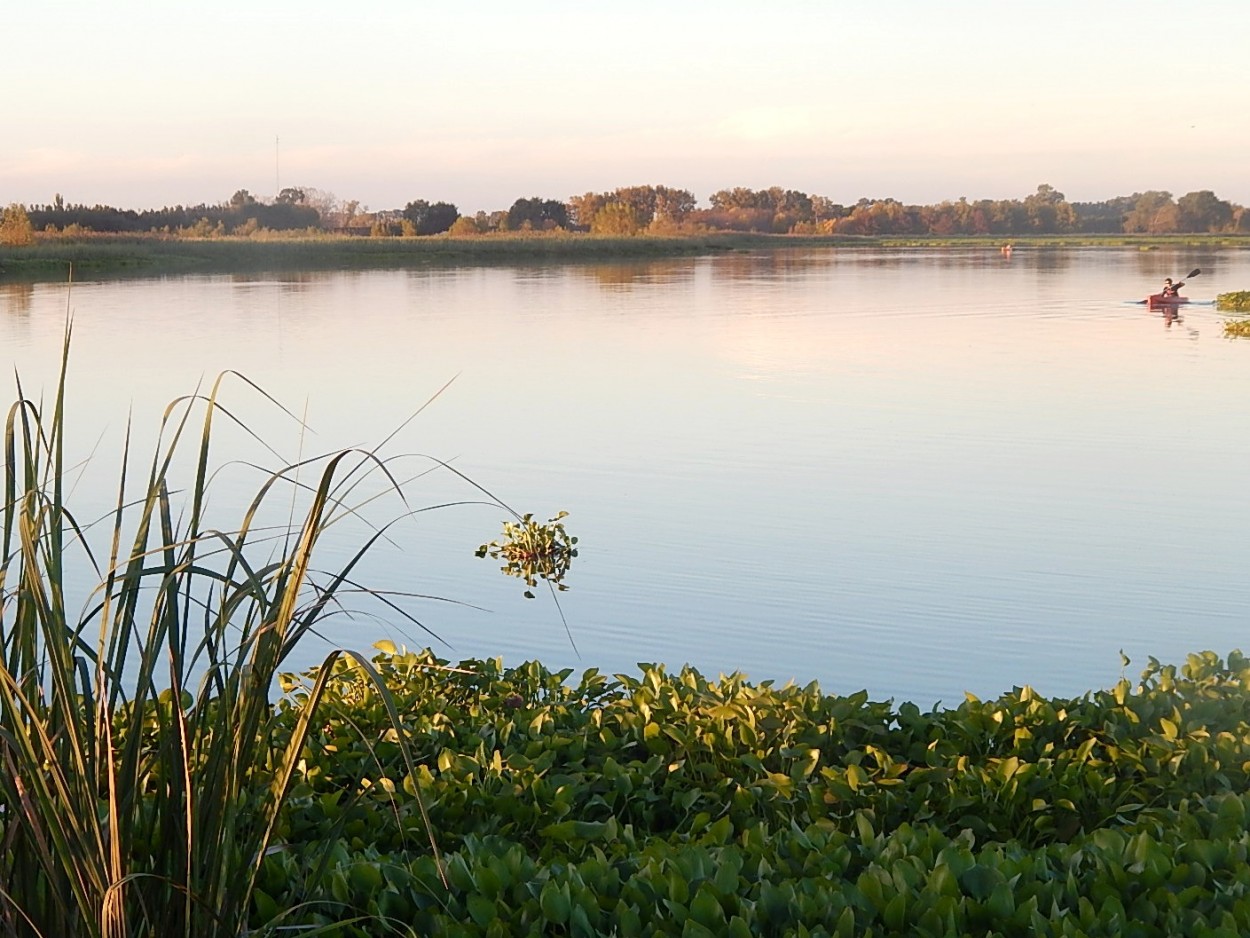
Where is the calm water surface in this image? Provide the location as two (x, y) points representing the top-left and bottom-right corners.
(3, 247), (1249, 705)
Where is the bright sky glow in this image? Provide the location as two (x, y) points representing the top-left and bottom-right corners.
(5, 0), (1248, 213)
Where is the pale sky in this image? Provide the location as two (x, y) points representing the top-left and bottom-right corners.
(5, 0), (1248, 214)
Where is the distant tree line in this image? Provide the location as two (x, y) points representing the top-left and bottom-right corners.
(23, 189), (320, 236)
(13, 183), (1250, 240)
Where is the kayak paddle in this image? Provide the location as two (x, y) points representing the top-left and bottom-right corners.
(1132, 268), (1201, 303)
(1172, 268), (1201, 291)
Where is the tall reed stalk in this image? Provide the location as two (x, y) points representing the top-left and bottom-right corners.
(0, 325), (433, 937)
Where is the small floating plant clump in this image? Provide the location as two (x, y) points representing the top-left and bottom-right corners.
(1216, 291), (1250, 312)
(1217, 292), (1250, 336)
(476, 510), (578, 597)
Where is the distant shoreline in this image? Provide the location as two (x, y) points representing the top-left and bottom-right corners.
(3, 232), (1248, 283)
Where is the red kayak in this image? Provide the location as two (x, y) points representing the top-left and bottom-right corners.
(1147, 293), (1188, 309)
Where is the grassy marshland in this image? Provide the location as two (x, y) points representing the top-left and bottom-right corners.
(0, 233), (825, 281)
(3, 232), (1250, 283)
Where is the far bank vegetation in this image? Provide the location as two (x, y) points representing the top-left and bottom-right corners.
(7, 183), (1250, 247)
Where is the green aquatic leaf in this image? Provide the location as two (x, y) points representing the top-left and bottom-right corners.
(540, 880), (571, 924)
(467, 893), (497, 928)
(959, 864), (1003, 901)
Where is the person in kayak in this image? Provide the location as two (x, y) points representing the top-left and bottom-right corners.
(1161, 278), (1178, 297)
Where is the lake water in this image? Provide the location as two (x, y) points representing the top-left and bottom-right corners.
(2, 247), (1248, 706)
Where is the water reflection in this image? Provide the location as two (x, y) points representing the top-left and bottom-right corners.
(578, 260), (693, 290)
(3, 249), (1250, 707)
(0, 282), (35, 315)
(1131, 250), (1223, 286)
(1016, 248), (1074, 272)
(1153, 306), (1201, 338)
(228, 272), (329, 293)
(708, 250), (844, 281)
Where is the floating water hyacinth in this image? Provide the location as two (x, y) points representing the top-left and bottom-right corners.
(476, 511), (578, 598)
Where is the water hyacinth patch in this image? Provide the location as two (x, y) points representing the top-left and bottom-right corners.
(261, 646), (1250, 935)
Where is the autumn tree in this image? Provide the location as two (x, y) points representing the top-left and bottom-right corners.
(447, 216), (480, 236)
(590, 203), (642, 235)
(1121, 192), (1170, 233)
(705, 186), (817, 232)
(922, 200), (963, 236)
(568, 192), (609, 229)
(652, 186), (697, 223)
(810, 196), (847, 223)
(570, 185), (696, 231)
(709, 188), (770, 211)
(0, 204), (34, 245)
(298, 187), (341, 224)
(831, 198), (921, 236)
(769, 188), (815, 231)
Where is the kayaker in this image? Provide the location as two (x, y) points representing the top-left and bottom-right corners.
(1161, 278), (1178, 297)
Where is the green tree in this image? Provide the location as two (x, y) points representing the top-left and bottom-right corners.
(401, 199), (460, 235)
(1071, 195), (1138, 233)
(507, 197), (568, 230)
(1022, 184), (1076, 233)
(1177, 190), (1233, 233)
(251, 201), (320, 230)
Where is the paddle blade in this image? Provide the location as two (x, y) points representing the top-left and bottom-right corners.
(1187, 268), (1201, 278)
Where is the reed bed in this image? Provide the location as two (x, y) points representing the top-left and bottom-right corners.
(0, 233), (796, 281)
(0, 322), (471, 937)
(4, 232), (1249, 284)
